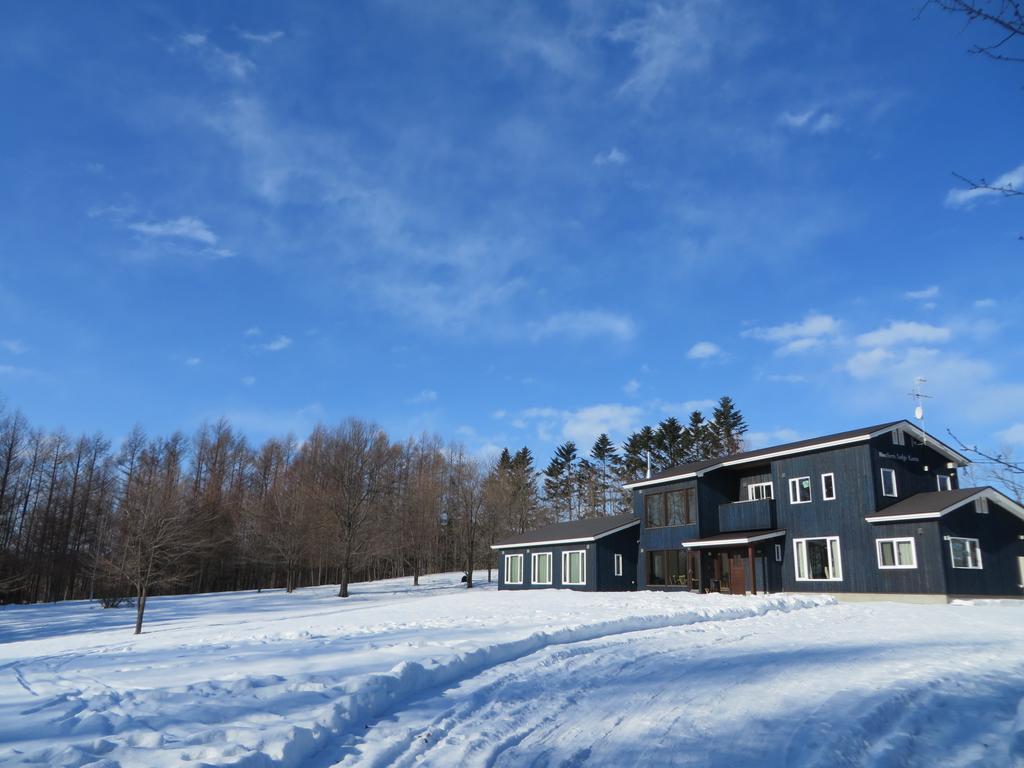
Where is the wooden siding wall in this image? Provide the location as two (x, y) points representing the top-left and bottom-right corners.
(635, 479), (701, 552)
(869, 433), (961, 512)
(497, 527), (640, 592)
(941, 502), (1024, 597)
(595, 526), (640, 591)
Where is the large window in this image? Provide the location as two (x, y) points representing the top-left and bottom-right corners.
(877, 537), (917, 569)
(531, 552), (552, 585)
(794, 537), (842, 581)
(747, 481), (773, 500)
(936, 474), (952, 491)
(821, 473), (836, 501)
(881, 468), (898, 497)
(789, 476), (812, 504)
(949, 537), (982, 569)
(645, 488), (695, 527)
(504, 554), (523, 585)
(646, 549), (700, 589)
(562, 550), (586, 585)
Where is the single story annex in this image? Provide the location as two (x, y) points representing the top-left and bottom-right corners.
(492, 419), (1024, 601)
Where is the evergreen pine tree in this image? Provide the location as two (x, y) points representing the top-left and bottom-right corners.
(589, 433), (620, 516)
(684, 410), (711, 461)
(544, 441), (578, 521)
(710, 395), (748, 456)
(653, 417), (687, 470)
(621, 426), (655, 481)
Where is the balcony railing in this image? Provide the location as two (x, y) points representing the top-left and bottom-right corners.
(717, 498), (775, 533)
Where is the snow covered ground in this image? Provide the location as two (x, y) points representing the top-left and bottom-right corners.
(1, 574), (1022, 767)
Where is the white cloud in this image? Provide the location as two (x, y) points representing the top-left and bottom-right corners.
(974, 298), (996, 309)
(237, 29), (284, 44)
(492, 409), (507, 419)
(128, 216), (218, 245)
(531, 310), (636, 342)
(262, 335), (292, 351)
(844, 347), (894, 379)
(743, 313), (839, 343)
(657, 398), (717, 415)
(0, 339), (26, 355)
(997, 423), (1024, 446)
(856, 321), (951, 348)
(778, 108), (840, 134)
(409, 389), (438, 404)
(904, 286), (939, 300)
(687, 341), (721, 359)
(178, 32), (254, 79)
(244, 326), (262, 336)
(743, 313), (838, 356)
(623, 378), (640, 395)
(219, 403), (324, 438)
(562, 404), (643, 446)
(241, 376), (256, 387)
(593, 147), (628, 166)
(945, 162), (1024, 207)
(185, 356), (201, 366)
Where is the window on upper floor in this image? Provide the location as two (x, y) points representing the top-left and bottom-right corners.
(892, 429), (905, 446)
(645, 488), (695, 527)
(747, 481), (773, 501)
(881, 467), (898, 497)
(788, 476), (812, 504)
(949, 537), (982, 569)
(821, 473), (836, 501)
(936, 474), (952, 491)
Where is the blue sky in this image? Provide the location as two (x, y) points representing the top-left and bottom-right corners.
(1, 1), (1022, 464)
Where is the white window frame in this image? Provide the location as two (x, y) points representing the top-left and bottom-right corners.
(747, 481), (773, 501)
(821, 472), (836, 501)
(876, 537), (917, 569)
(793, 536), (843, 582)
(936, 474), (952, 491)
(789, 476), (812, 504)
(561, 549), (587, 585)
(880, 467), (898, 498)
(774, 543), (783, 562)
(892, 429), (905, 446)
(504, 553), (524, 585)
(948, 537), (983, 570)
(614, 553), (623, 577)
(531, 552), (552, 585)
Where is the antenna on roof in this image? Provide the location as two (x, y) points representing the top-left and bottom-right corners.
(908, 377), (932, 442)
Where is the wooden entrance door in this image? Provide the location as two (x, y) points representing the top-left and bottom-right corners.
(728, 555), (746, 595)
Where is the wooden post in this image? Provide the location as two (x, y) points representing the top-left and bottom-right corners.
(747, 544), (756, 595)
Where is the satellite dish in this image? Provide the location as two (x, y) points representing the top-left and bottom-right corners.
(914, 405), (924, 421)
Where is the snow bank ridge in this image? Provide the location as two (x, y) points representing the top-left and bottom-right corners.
(231, 594), (831, 768)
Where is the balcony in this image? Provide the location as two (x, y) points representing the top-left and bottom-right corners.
(717, 498), (775, 533)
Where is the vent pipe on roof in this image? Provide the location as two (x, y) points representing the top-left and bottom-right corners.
(646, 450), (652, 479)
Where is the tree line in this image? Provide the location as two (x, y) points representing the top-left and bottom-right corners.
(0, 395), (746, 631)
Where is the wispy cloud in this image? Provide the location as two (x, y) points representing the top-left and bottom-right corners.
(623, 378), (640, 395)
(520, 403), (643, 446)
(128, 216), (218, 245)
(904, 285), (939, 301)
(0, 339), (27, 355)
(778, 108), (841, 134)
(742, 313), (839, 355)
(243, 326), (262, 337)
(856, 321), (951, 348)
(945, 162), (1024, 207)
(686, 341), (721, 359)
(409, 389), (438, 404)
(184, 356), (201, 366)
(178, 32), (254, 79)
(236, 29), (284, 45)
(531, 310), (636, 342)
(262, 335), (292, 351)
(241, 375), (256, 387)
(974, 298), (996, 309)
(593, 147), (628, 166)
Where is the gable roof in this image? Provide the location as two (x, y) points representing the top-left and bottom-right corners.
(624, 420), (969, 490)
(865, 486), (1024, 523)
(490, 513), (640, 550)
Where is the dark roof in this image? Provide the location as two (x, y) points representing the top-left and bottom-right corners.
(492, 513), (639, 549)
(680, 529), (787, 548)
(636, 421), (903, 486)
(627, 419), (969, 488)
(867, 487), (980, 520)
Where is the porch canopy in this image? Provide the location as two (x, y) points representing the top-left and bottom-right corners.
(680, 529), (786, 549)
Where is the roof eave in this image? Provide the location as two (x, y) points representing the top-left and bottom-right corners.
(490, 518), (640, 550)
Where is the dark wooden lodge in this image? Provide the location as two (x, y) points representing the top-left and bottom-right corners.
(495, 420), (1024, 601)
